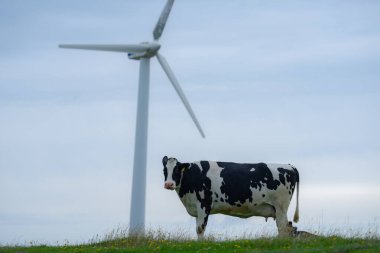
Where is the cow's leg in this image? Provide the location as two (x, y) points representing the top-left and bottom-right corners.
(274, 207), (292, 237)
(195, 202), (209, 240)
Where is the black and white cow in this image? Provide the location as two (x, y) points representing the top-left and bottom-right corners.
(162, 156), (300, 239)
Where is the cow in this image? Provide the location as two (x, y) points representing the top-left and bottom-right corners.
(162, 156), (300, 239)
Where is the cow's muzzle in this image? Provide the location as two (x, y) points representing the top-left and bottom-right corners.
(164, 182), (175, 190)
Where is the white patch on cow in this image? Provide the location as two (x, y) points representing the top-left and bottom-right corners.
(250, 186), (270, 203)
(250, 168), (255, 172)
(206, 161), (226, 207)
(198, 190), (205, 199)
(165, 158), (178, 187)
(178, 192), (197, 217)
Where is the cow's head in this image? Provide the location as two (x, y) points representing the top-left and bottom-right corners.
(162, 156), (183, 190)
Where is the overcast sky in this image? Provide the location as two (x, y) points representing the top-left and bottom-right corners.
(1, 0), (380, 245)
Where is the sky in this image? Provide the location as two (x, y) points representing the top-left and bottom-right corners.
(1, 0), (380, 245)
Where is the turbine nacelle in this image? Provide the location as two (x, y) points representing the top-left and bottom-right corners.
(128, 42), (161, 60)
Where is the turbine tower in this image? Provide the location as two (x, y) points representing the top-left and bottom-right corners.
(59, 0), (205, 235)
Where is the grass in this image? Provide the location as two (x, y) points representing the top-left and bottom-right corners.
(1, 229), (380, 253)
(1, 236), (380, 253)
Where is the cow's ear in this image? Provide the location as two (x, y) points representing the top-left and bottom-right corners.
(162, 156), (168, 166)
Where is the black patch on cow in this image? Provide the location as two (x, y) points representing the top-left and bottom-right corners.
(171, 163), (185, 186)
(278, 169), (286, 185)
(214, 192), (219, 198)
(178, 161), (213, 215)
(162, 156), (168, 166)
(220, 198), (224, 202)
(202, 216), (209, 231)
(163, 167), (168, 181)
(200, 161), (210, 171)
(218, 162), (281, 205)
(262, 194), (265, 198)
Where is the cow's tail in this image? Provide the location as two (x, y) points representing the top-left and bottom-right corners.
(293, 167), (300, 223)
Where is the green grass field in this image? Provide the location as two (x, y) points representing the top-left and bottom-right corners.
(1, 235), (380, 253)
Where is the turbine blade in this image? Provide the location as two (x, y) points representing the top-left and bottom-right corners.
(59, 44), (150, 53)
(153, 0), (175, 41)
(156, 53), (205, 138)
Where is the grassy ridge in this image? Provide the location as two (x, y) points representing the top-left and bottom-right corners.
(1, 236), (380, 253)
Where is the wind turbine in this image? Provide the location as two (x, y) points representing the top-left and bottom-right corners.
(59, 0), (205, 235)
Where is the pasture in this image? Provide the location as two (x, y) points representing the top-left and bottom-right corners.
(1, 229), (379, 253)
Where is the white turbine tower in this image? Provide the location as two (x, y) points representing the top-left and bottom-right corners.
(59, 0), (205, 235)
